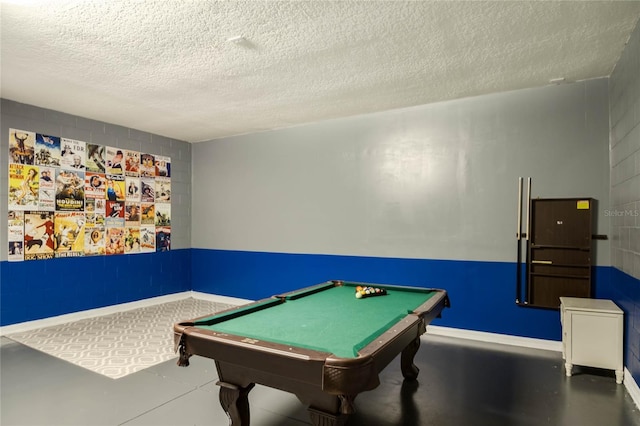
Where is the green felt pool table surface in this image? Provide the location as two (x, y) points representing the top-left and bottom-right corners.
(193, 281), (439, 358)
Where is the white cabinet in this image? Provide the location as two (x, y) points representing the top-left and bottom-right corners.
(560, 297), (624, 384)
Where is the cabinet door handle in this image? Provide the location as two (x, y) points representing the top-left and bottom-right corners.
(532, 260), (553, 264)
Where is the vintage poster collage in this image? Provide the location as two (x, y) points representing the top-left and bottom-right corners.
(7, 128), (172, 261)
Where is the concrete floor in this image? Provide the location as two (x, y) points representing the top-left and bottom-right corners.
(1, 334), (639, 426)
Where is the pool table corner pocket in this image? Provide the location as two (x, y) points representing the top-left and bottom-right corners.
(323, 356), (380, 395)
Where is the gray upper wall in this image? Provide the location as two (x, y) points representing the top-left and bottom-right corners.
(193, 79), (611, 264)
(0, 99), (192, 261)
(1, 78), (613, 265)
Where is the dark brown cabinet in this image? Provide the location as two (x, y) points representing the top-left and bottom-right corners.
(527, 198), (593, 309)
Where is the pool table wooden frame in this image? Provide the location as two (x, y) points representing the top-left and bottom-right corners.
(174, 281), (449, 426)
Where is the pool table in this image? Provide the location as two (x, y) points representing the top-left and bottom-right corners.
(174, 280), (449, 426)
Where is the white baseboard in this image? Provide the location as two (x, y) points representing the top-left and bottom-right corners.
(190, 291), (253, 306)
(625, 368), (640, 408)
(0, 291), (191, 336)
(426, 325), (564, 352)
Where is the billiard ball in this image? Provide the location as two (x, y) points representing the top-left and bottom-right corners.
(355, 292), (363, 299)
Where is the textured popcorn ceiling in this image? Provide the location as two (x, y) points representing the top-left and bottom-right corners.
(1, 1), (639, 142)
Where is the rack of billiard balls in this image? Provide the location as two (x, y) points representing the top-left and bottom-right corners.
(355, 285), (388, 299)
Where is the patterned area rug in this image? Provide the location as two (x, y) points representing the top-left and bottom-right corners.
(7, 298), (235, 379)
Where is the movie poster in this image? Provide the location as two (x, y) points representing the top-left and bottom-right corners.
(8, 163), (39, 210)
(84, 225), (105, 256)
(155, 203), (171, 226)
(125, 177), (141, 202)
(55, 169), (85, 211)
(94, 198), (106, 215)
(8, 211), (24, 262)
(24, 211), (55, 260)
(35, 134), (61, 167)
(105, 201), (125, 227)
(38, 166), (56, 211)
(140, 177), (155, 202)
(86, 144), (106, 173)
(125, 202), (141, 227)
(124, 227), (141, 254)
(155, 226), (171, 252)
(105, 174), (125, 202)
(125, 150), (140, 176)
(106, 227), (124, 255)
(8, 240), (24, 261)
(155, 155), (171, 177)
(105, 146), (124, 175)
(85, 198), (96, 215)
(155, 177), (171, 203)
(53, 211), (85, 258)
(60, 138), (86, 171)
(140, 225), (155, 253)
(140, 153), (155, 177)
(9, 129), (35, 165)
(141, 203), (155, 225)
(85, 172), (106, 199)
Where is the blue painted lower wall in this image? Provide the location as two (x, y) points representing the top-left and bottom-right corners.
(604, 268), (640, 385)
(192, 249), (617, 342)
(3, 247), (638, 385)
(0, 249), (191, 326)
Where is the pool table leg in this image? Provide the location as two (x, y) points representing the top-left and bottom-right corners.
(400, 336), (421, 380)
(217, 381), (255, 426)
(308, 406), (349, 426)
